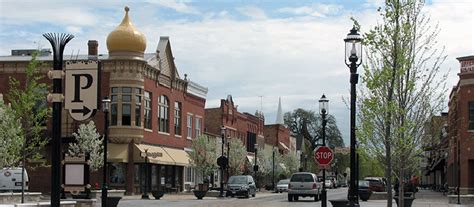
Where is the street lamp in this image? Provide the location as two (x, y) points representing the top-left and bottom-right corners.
(219, 126), (226, 197)
(344, 25), (363, 207)
(141, 149), (150, 199)
(254, 143), (259, 189)
(319, 94), (329, 207)
(102, 96), (111, 207)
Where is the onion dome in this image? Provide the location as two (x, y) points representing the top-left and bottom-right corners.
(106, 6), (146, 56)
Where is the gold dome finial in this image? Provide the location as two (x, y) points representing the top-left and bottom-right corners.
(106, 6), (147, 57)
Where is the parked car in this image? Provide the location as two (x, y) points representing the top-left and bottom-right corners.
(337, 179), (348, 187)
(364, 177), (386, 192)
(288, 172), (321, 202)
(325, 179), (334, 188)
(0, 168), (29, 192)
(226, 175), (256, 198)
(276, 179), (290, 193)
(327, 176), (337, 189)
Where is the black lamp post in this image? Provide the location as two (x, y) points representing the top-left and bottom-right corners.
(254, 143), (258, 189)
(344, 25), (363, 207)
(141, 149), (150, 199)
(272, 147), (276, 192)
(102, 96), (111, 207)
(219, 126), (226, 197)
(319, 94), (329, 207)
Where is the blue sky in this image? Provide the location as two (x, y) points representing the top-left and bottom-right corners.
(1, 0), (473, 146)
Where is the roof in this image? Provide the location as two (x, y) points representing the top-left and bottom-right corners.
(456, 55), (474, 61)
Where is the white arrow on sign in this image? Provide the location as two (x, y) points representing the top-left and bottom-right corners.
(65, 60), (99, 121)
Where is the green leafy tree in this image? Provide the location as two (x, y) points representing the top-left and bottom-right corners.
(228, 138), (247, 176)
(282, 151), (300, 177)
(284, 108), (344, 151)
(357, 0), (447, 205)
(189, 135), (218, 184)
(0, 100), (23, 168)
(68, 121), (104, 171)
(4, 53), (50, 166)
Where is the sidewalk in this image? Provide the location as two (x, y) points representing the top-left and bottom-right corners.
(356, 190), (473, 207)
(121, 190), (276, 201)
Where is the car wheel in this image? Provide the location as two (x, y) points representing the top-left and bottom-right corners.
(294, 195), (299, 201)
(288, 194), (293, 202)
(252, 193), (256, 197)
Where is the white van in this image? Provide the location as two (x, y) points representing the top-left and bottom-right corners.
(0, 168), (29, 192)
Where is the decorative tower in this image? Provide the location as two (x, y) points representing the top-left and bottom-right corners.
(276, 97), (284, 125)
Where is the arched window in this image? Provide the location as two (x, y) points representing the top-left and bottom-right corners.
(158, 95), (169, 133)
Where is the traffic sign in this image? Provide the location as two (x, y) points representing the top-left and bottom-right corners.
(65, 60), (99, 121)
(314, 146), (334, 167)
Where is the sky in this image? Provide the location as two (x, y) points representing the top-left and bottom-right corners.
(0, 0), (473, 146)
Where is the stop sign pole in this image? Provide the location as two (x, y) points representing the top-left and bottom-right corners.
(316, 97), (330, 207)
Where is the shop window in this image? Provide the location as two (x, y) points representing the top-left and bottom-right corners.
(144, 91), (152, 129)
(158, 95), (169, 133)
(174, 102), (182, 135)
(109, 163), (125, 184)
(110, 88), (118, 126)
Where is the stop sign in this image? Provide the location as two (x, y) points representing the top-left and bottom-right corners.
(314, 146), (334, 166)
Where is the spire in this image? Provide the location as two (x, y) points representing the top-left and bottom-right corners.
(276, 97), (284, 124)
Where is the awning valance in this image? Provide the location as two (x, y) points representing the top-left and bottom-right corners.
(246, 155), (254, 164)
(279, 142), (290, 151)
(162, 146), (190, 166)
(108, 143), (129, 163)
(134, 144), (174, 165)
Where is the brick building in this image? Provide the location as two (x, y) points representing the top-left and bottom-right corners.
(446, 55), (474, 194)
(0, 7), (207, 195)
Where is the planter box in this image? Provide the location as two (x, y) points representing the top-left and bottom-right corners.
(394, 196), (415, 207)
(329, 199), (349, 207)
(193, 190), (207, 200)
(151, 191), (164, 200)
(358, 190), (372, 201)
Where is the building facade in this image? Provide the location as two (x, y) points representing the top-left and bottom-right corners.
(0, 7), (207, 195)
(446, 55), (474, 194)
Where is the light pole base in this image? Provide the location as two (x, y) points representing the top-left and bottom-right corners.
(141, 194), (150, 199)
(322, 189), (327, 207)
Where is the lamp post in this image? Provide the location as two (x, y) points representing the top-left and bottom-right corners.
(254, 143), (258, 189)
(102, 97), (111, 207)
(219, 126), (226, 197)
(344, 25), (363, 207)
(141, 149), (150, 199)
(319, 94), (329, 207)
(272, 147), (276, 192)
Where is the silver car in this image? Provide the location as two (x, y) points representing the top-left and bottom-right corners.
(276, 179), (290, 193)
(288, 172), (321, 202)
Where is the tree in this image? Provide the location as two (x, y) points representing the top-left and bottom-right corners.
(284, 108), (344, 151)
(357, 0), (447, 206)
(68, 121), (104, 171)
(282, 151), (299, 177)
(189, 135), (218, 185)
(227, 138), (247, 176)
(0, 100), (22, 168)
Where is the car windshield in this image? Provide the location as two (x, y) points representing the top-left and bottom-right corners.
(228, 176), (248, 184)
(278, 179), (289, 184)
(359, 180), (370, 187)
(290, 174), (314, 182)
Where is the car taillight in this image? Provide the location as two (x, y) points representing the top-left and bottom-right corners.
(288, 183), (292, 189)
(312, 183), (317, 189)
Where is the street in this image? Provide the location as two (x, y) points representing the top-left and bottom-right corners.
(118, 188), (349, 207)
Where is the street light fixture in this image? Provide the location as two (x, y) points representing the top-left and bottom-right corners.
(219, 126), (226, 197)
(101, 96), (111, 207)
(319, 94), (329, 207)
(344, 25), (363, 207)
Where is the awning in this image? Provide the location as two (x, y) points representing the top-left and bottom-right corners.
(162, 146), (190, 166)
(134, 144), (175, 165)
(279, 142), (290, 151)
(108, 143), (129, 163)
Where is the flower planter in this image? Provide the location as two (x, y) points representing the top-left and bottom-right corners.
(151, 190), (164, 200)
(393, 196), (415, 207)
(329, 199), (350, 207)
(106, 196), (121, 207)
(193, 190), (207, 200)
(358, 189), (372, 201)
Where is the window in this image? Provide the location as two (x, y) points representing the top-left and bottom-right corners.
(246, 132), (256, 152)
(135, 88), (142, 127)
(185, 167), (195, 183)
(187, 114), (193, 138)
(111, 88), (118, 126)
(158, 95), (169, 133)
(195, 117), (202, 137)
(144, 91), (152, 129)
(469, 102), (474, 130)
(174, 102), (182, 135)
(121, 87), (132, 126)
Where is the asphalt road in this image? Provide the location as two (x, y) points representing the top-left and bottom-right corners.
(118, 187), (349, 207)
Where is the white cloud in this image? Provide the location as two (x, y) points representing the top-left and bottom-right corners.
(145, 0), (199, 14)
(277, 3), (343, 17)
(236, 6), (267, 20)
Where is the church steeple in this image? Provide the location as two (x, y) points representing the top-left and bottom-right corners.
(276, 97), (284, 125)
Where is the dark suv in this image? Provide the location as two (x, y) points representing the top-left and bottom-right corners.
(226, 175), (256, 198)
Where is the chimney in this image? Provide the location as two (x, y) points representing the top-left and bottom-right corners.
(88, 40), (98, 56)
